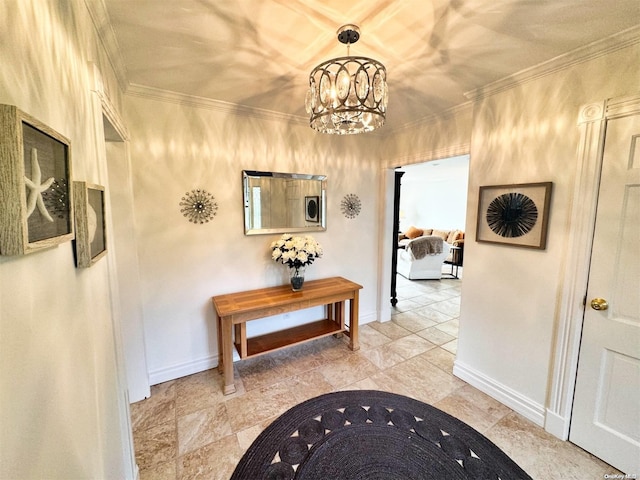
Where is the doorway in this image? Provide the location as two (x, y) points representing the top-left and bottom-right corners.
(101, 110), (150, 403)
(390, 155), (470, 305)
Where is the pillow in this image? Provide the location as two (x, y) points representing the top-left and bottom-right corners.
(432, 229), (450, 241)
(404, 226), (423, 239)
(447, 230), (464, 244)
(422, 228), (433, 236)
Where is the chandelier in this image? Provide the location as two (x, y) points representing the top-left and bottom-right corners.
(305, 24), (388, 135)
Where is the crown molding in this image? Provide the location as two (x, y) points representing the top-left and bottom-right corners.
(388, 143), (470, 168)
(126, 84), (309, 125)
(84, 0), (129, 91)
(465, 26), (640, 102)
(388, 102), (474, 135)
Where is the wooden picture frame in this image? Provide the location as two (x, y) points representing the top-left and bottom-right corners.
(0, 105), (74, 255)
(73, 182), (107, 267)
(476, 182), (552, 249)
(305, 195), (320, 222)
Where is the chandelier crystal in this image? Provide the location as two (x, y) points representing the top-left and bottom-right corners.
(306, 25), (388, 135)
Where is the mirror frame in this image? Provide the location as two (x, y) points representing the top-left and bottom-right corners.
(243, 170), (327, 236)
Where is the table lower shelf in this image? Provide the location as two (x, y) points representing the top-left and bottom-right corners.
(235, 318), (345, 359)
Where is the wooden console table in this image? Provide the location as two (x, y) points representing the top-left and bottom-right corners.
(212, 276), (362, 395)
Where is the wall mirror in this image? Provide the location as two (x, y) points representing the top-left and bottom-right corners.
(243, 170), (326, 235)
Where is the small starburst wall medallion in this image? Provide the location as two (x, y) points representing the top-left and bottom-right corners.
(340, 194), (362, 219)
(179, 189), (218, 224)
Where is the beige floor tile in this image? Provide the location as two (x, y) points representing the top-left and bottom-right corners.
(177, 435), (244, 480)
(224, 378), (300, 432)
(131, 384), (176, 433)
(175, 369), (224, 417)
(412, 306), (455, 324)
(428, 298), (461, 317)
(415, 326), (456, 345)
(360, 343), (408, 369)
(315, 352), (380, 389)
(341, 377), (383, 391)
(177, 403), (232, 455)
(434, 384), (512, 433)
(367, 320), (412, 340)
(288, 369), (335, 404)
(236, 425), (265, 451)
(485, 413), (622, 480)
(235, 353), (295, 392)
(365, 371), (418, 398)
(139, 460), (176, 480)
(391, 311), (438, 332)
(435, 319), (459, 337)
(420, 347), (456, 374)
(383, 356), (465, 405)
(134, 421), (177, 471)
(414, 289), (460, 305)
(386, 334), (437, 359)
(357, 324), (394, 349)
(441, 339), (458, 354)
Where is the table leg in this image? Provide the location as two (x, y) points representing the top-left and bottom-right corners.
(220, 316), (236, 395)
(337, 301), (345, 330)
(349, 291), (360, 351)
(216, 309), (223, 375)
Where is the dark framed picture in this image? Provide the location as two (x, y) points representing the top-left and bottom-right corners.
(305, 195), (320, 222)
(476, 182), (552, 249)
(73, 182), (107, 267)
(0, 105), (74, 255)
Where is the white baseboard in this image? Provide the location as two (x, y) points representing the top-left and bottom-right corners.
(453, 360), (546, 427)
(148, 354), (220, 385)
(359, 311), (378, 325)
(544, 409), (570, 440)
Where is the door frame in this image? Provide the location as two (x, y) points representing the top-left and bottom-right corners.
(546, 93), (640, 439)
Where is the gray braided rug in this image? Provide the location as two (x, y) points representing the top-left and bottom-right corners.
(231, 390), (532, 480)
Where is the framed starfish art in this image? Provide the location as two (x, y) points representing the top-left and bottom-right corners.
(0, 105), (74, 255)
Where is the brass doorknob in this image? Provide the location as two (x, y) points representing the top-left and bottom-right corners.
(590, 298), (609, 311)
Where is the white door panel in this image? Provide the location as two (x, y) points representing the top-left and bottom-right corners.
(570, 113), (640, 474)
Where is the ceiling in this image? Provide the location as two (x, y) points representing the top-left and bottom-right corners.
(102, 0), (639, 131)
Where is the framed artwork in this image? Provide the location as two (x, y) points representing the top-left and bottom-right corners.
(0, 104), (74, 255)
(476, 182), (552, 249)
(305, 195), (320, 222)
(73, 182), (107, 267)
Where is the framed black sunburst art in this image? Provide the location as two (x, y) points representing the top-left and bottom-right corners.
(476, 182), (552, 249)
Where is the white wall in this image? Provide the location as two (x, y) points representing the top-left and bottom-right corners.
(398, 155), (469, 232)
(455, 42), (639, 423)
(123, 91), (385, 384)
(0, 1), (135, 478)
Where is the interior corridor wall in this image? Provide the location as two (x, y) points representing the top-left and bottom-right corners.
(0, 1), (134, 478)
(124, 91), (385, 385)
(455, 42), (640, 422)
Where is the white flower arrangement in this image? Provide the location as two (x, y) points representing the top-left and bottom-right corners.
(270, 234), (323, 273)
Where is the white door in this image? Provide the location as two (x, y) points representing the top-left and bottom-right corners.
(570, 111), (640, 474)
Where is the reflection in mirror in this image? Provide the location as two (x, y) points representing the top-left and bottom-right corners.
(243, 170), (326, 235)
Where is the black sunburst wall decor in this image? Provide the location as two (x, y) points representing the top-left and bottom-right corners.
(341, 194), (362, 219)
(179, 189), (218, 224)
(486, 192), (538, 238)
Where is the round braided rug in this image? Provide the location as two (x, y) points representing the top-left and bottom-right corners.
(231, 390), (532, 480)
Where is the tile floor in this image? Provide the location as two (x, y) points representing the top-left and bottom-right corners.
(131, 270), (619, 479)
